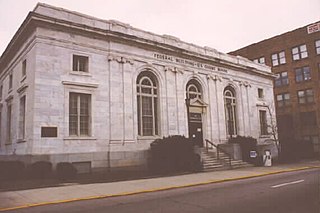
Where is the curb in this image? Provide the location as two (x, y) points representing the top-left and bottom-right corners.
(0, 165), (319, 212)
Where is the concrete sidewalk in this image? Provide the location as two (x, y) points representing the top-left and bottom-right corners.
(0, 160), (319, 211)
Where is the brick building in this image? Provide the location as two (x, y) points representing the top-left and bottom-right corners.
(230, 22), (320, 156)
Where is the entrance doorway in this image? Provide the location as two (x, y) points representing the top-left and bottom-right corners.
(188, 112), (203, 147)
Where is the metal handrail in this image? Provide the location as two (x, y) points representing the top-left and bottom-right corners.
(205, 139), (232, 168)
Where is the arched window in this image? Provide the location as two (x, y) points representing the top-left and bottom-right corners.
(186, 79), (202, 100)
(136, 71), (159, 136)
(224, 86), (237, 136)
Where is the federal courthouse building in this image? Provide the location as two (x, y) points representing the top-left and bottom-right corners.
(0, 3), (276, 171)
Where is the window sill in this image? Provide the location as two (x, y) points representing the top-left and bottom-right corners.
(17, 139), (26, 143)
(272, 63), (286, 67)
(64, 137), (97, 141)
(137, 135), (161, 140)
(295, 80), (312, 84)
(292, 57), (308, 62)
(298, 102), (315, 105)
(70, 71), (91, 77)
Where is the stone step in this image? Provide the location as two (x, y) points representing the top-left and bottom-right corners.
(202, 159), (220, 163)
(201, 154), (216, 158)
(203, 162), (222, 167)
(201, 156), (218, 161)
(199, 149), (254, 171)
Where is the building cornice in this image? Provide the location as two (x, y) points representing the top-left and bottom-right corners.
(0, 3), (274, 80)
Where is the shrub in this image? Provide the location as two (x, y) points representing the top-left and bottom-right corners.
(229, 136), (257, 163)
(28, 161), (53, 179)
(56, 162), (77, 180)
(149, 135), (201, 173)
(0, 161), (25, 181)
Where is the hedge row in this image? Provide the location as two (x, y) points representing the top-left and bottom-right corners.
(0, 161), (77, 181)
(149, 135), (201, 173)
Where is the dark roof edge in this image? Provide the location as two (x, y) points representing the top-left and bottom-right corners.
(229, 20), (320, 54)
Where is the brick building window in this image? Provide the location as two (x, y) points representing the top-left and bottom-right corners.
(315, 40), (320, 55)
(271, 51), (286, 66)
(275, 71), (289, 87)
(69, 93), (91, 136)
(259, 110), (268, 135)
(292, 44), (308, 60)
(295, 66), (311, 82)
(297, 89), (314, 104)
(300, 111), (317, 126)
(253, 57), (265, 65)
(276, 93), (290, 107)
(72, 55), (89, 72)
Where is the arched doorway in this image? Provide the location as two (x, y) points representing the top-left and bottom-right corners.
(186, 79), (207, 147)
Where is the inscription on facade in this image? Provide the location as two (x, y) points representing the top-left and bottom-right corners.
(153, 53), (227, 72)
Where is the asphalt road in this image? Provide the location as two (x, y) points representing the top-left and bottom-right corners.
(8, 168), (320, 213)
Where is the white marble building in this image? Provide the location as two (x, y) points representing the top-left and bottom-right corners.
(0, 3), (276, 171)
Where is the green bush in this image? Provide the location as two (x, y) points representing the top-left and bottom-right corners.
(149, 135), (201, 173)
(0, 161), (25, 181)
(56, 162), (77, 180)
(27, 161), (53, 179)
(229, 136), (257, 163)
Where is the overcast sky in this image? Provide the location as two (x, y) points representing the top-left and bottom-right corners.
(0, 0), (319, 56)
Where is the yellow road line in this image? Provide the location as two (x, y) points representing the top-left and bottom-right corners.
(0, 165), (319, 212)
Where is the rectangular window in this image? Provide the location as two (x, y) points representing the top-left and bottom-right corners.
(7, 102), (12, 144)
(292, 44), (308, 60)
(9, 73), (13, 91)
(259, 110), (268, 135)
(271, 51), (286, 66)
(316, 40), (320, 55)
(298, 89), (314, 104)
(22, 59), (26, 77)
(253, 57), (265, 65)
(258, 88), (264, 99)
(295, 66), (311, 82)
(276, 93), (290, 107)
(72, 55), (89, 72)
(300, 111), (317, 126)
(69, 93), (91, 136)
(275, 71), (289, 87)
(18, 96), (26, 140)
